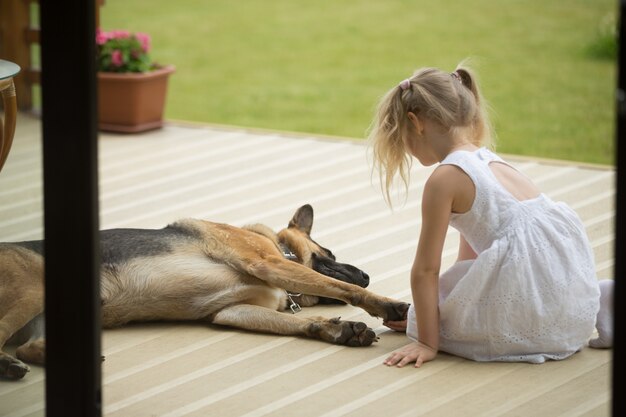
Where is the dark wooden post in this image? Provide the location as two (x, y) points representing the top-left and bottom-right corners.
(39, 0), (102, 415)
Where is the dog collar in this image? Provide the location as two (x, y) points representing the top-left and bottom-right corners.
(279, 244), (301, 313)
(279, 243), (298, 262)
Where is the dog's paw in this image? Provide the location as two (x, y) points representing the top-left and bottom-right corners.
(0, 354), (30, 380)
(338, 320), (378, 347)
(309, 318), (378, 347)
(382, 301), (410, 322)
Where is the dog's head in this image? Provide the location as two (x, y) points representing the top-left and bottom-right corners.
(277, 204), (369, 304)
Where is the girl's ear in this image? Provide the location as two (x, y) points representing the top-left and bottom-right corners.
(407, 112), (423, 136)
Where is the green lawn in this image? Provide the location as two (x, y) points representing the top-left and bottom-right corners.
(100, 0), (617, 165)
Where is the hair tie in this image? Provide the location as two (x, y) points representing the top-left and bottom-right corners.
(450, 72), (462, 84)
(399, 79), (411, 91)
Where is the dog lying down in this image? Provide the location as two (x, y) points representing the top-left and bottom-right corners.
(0, 204), (409, 380)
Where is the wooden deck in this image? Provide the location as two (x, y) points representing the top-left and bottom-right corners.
(0, 114), (614, 417)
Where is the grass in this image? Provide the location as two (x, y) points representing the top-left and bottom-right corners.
(100, 0), (617, 165)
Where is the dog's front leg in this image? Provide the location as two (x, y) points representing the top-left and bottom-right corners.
(211, 304), (377, 347)
(246, 257), (409, 322)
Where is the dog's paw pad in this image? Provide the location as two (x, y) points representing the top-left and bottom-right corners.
(341, 321), (377, 347)
(309, 319), (377, 347)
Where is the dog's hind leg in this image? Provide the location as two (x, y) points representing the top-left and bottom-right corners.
(16, 339), (45, 365)
(0, 244), (45, 379)
(211, 304), (378, 347)
(14, 314), (45, 366)
(0, 302), (44, 380)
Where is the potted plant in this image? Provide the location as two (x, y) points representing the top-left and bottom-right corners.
(96, 29), (175, 133)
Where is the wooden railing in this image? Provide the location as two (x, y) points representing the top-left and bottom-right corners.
(0, 0), (103, 112)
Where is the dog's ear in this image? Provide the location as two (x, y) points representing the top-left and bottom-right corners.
(288, 204), (314, 235)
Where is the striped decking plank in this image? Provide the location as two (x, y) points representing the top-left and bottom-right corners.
(0, 114), (614, 417)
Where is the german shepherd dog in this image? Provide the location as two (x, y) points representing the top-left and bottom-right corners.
(0, 204), (409, 380)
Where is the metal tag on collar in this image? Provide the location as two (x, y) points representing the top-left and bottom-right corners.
(280, 244), (298, 261)
(283, 251), (298, 261)
(287, 292), (302, 314)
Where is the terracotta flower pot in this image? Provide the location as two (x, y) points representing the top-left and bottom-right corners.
(97, 65), (175, 133)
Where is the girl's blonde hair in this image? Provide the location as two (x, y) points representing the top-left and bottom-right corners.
(368, 61), (494, 206)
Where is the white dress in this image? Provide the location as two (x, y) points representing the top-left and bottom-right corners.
(406, 147), (600, 363)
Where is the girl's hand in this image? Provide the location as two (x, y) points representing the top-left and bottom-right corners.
(383, 319), (407, 332)
(383, 341), (437, 368)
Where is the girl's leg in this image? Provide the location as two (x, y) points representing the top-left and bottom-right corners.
(589, 279), (614, 349)
(406, 260), (474, 341)
(406, 303), (418, 341)
(438, 259), (474, 303)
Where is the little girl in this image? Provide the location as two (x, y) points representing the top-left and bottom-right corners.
(368, 63), (614, 368)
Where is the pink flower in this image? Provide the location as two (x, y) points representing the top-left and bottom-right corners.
(95, 29), (110, 45)
(96, 29), (154, 72)
(135, 32), (151, 53)
(111, 50), (124, 67)
(110, 30), (131, 39)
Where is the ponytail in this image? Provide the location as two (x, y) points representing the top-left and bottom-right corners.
(453, 64), (495, 149)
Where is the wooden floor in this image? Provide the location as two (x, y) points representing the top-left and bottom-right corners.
(0, 114), (614, 417)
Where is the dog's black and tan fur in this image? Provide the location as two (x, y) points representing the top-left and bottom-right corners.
(0, 204), (408, 380)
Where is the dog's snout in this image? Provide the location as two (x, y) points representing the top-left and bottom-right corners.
(361, 271), (370, 286)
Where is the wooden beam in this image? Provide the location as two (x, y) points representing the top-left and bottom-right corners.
(0, 0), (33, 109)
(25, 27), (40, 44)
(39, 0), (102, 415)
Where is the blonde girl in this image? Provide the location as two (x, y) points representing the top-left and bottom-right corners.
(369, 63), (613, 367)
